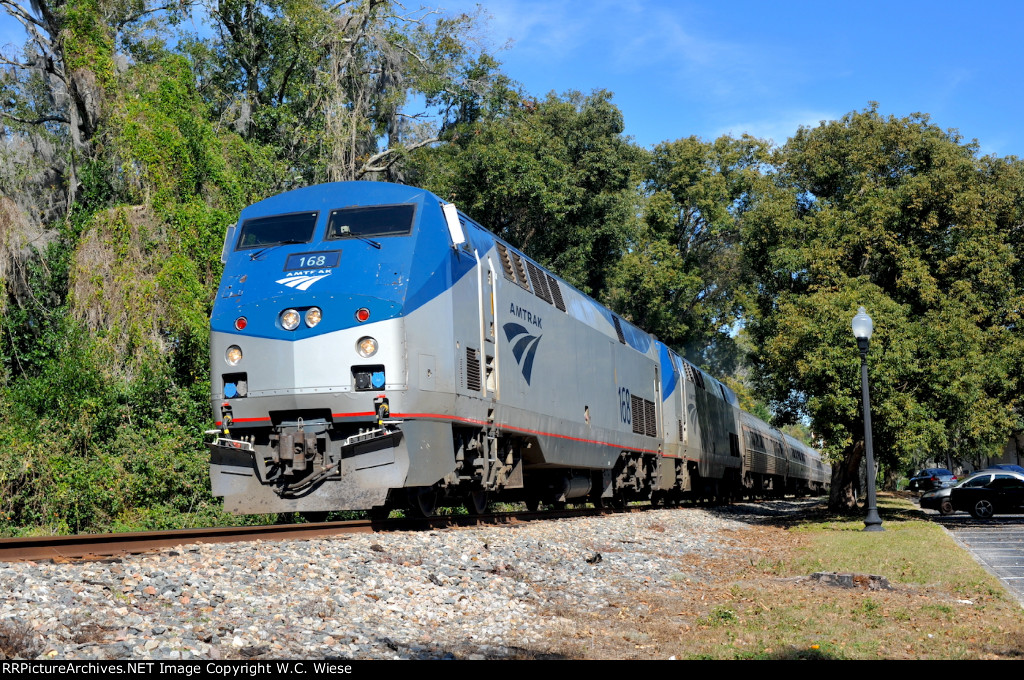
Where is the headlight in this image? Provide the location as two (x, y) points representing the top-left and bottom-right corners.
(280, 308), (300, 330)
(305, 307), (322, 328)
(226, 345), (243, 365)
(357, 336), (378, 357)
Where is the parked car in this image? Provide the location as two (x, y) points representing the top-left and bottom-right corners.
(908, 468), (957, 492)
(948, 470), (1024, 519)
(920, 485), (955, 515)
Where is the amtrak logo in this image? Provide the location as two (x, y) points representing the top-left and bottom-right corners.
(503, 323), (542, 385)
(276, 272), (331, 291)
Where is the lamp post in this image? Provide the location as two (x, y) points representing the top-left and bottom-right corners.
(852, 307), (884, 532)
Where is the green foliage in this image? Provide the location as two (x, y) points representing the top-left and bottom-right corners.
(608, 134), (771, 368)
(744, 105), (1024, 491)
(414, 90), (645, 298)
(0, 21), (286, 533)
(62, 0), (117, 88)
(0, 235), (75, 382)
(185, 0), (501, 184)
(0, 319), (228, 535)
(69, 54), (279, 377)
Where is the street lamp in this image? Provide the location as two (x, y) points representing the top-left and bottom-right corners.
(852, 306), (884, 532)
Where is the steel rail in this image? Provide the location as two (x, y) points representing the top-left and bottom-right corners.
(0, 502), (702, 563)
(0, 520), (377, 563)
(0, 506), (608, 562)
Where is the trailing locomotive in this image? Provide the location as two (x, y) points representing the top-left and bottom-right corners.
(206, 181), (829, 516)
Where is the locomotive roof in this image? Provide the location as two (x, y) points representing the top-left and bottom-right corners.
(239, 182), (435, 221)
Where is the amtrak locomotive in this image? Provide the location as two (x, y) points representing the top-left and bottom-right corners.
(206, 181), (829, 516)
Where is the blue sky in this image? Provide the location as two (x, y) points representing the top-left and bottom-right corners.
(2, 0), (1022, 157)
(440, 0), (1024, 157)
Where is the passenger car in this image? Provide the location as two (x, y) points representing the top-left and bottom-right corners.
(949, 471), (1024, 519)
(908, 468), (957, 492)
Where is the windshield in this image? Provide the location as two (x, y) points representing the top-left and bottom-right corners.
(326, 204), (415, 240)
(957, 473), (992, 488)
(236, 212), (318, 250)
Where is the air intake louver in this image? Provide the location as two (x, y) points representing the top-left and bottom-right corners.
(466, 347), (482, 392)
(645, 399), (657, 437)
(613, 316), (626, 344)
(496, 243), (516, 282)
(511, 252), (530, 290)
(546, 274), (566, 311)
(527, 261), (552, 303)
(630, 395), (656, 437)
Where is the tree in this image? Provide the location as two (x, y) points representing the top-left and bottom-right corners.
(0, 2), (279, 532)
(606, 134), (770, 371)
(412, 89), (645, 299)
(186, 0), (502, 186)
(0, 0), (189, 215)
(744, 105), (1024, 509)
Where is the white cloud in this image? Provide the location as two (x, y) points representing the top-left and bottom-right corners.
(711, 110), (840, 147)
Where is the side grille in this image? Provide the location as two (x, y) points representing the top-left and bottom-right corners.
(613, 316), (625, 344)
(494, 241), (568, 315)
(511, 252), (530, 290)
(631, 394), (644, 434)
(631, 396), (657, 437)
(683, 362), (706, 390)
(466, 347), (482, 392)
(644, 399), (657, 437)
(496, 243), (516, 282)
(527, 261), (552, 303)
(546, 274), (566, 311)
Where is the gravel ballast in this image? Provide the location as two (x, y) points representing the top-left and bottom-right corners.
(0, 506), (776, 660)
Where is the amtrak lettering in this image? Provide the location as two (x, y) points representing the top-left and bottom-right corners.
(508, 302), (542, 329)
(276, 270), (332, 291)
(503, 323), (542, 385)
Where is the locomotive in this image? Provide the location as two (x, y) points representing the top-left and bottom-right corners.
(206, 181), (829, 516)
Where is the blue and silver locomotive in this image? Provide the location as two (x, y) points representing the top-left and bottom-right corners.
(207, 181), (829, 516)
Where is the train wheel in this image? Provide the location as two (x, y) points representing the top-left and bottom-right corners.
(466, 489), (488, 515)
(301, 512), (329, 523)
(408, 487), (438, 518)
(525, 495), (542, 512)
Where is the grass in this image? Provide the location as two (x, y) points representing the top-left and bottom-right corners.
(544, 494), (1024, 660)
(785, 497), (1006, 601)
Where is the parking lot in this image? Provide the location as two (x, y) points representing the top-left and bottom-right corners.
(930, 512), (1024, 606)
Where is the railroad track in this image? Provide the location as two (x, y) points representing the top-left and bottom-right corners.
(0, 506), (614, 563)
(0, 495), (806, 563)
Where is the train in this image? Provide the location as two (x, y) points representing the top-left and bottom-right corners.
(205, 181), (830, 516)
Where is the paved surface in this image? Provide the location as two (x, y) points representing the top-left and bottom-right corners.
(932, 511), (1024, 606)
